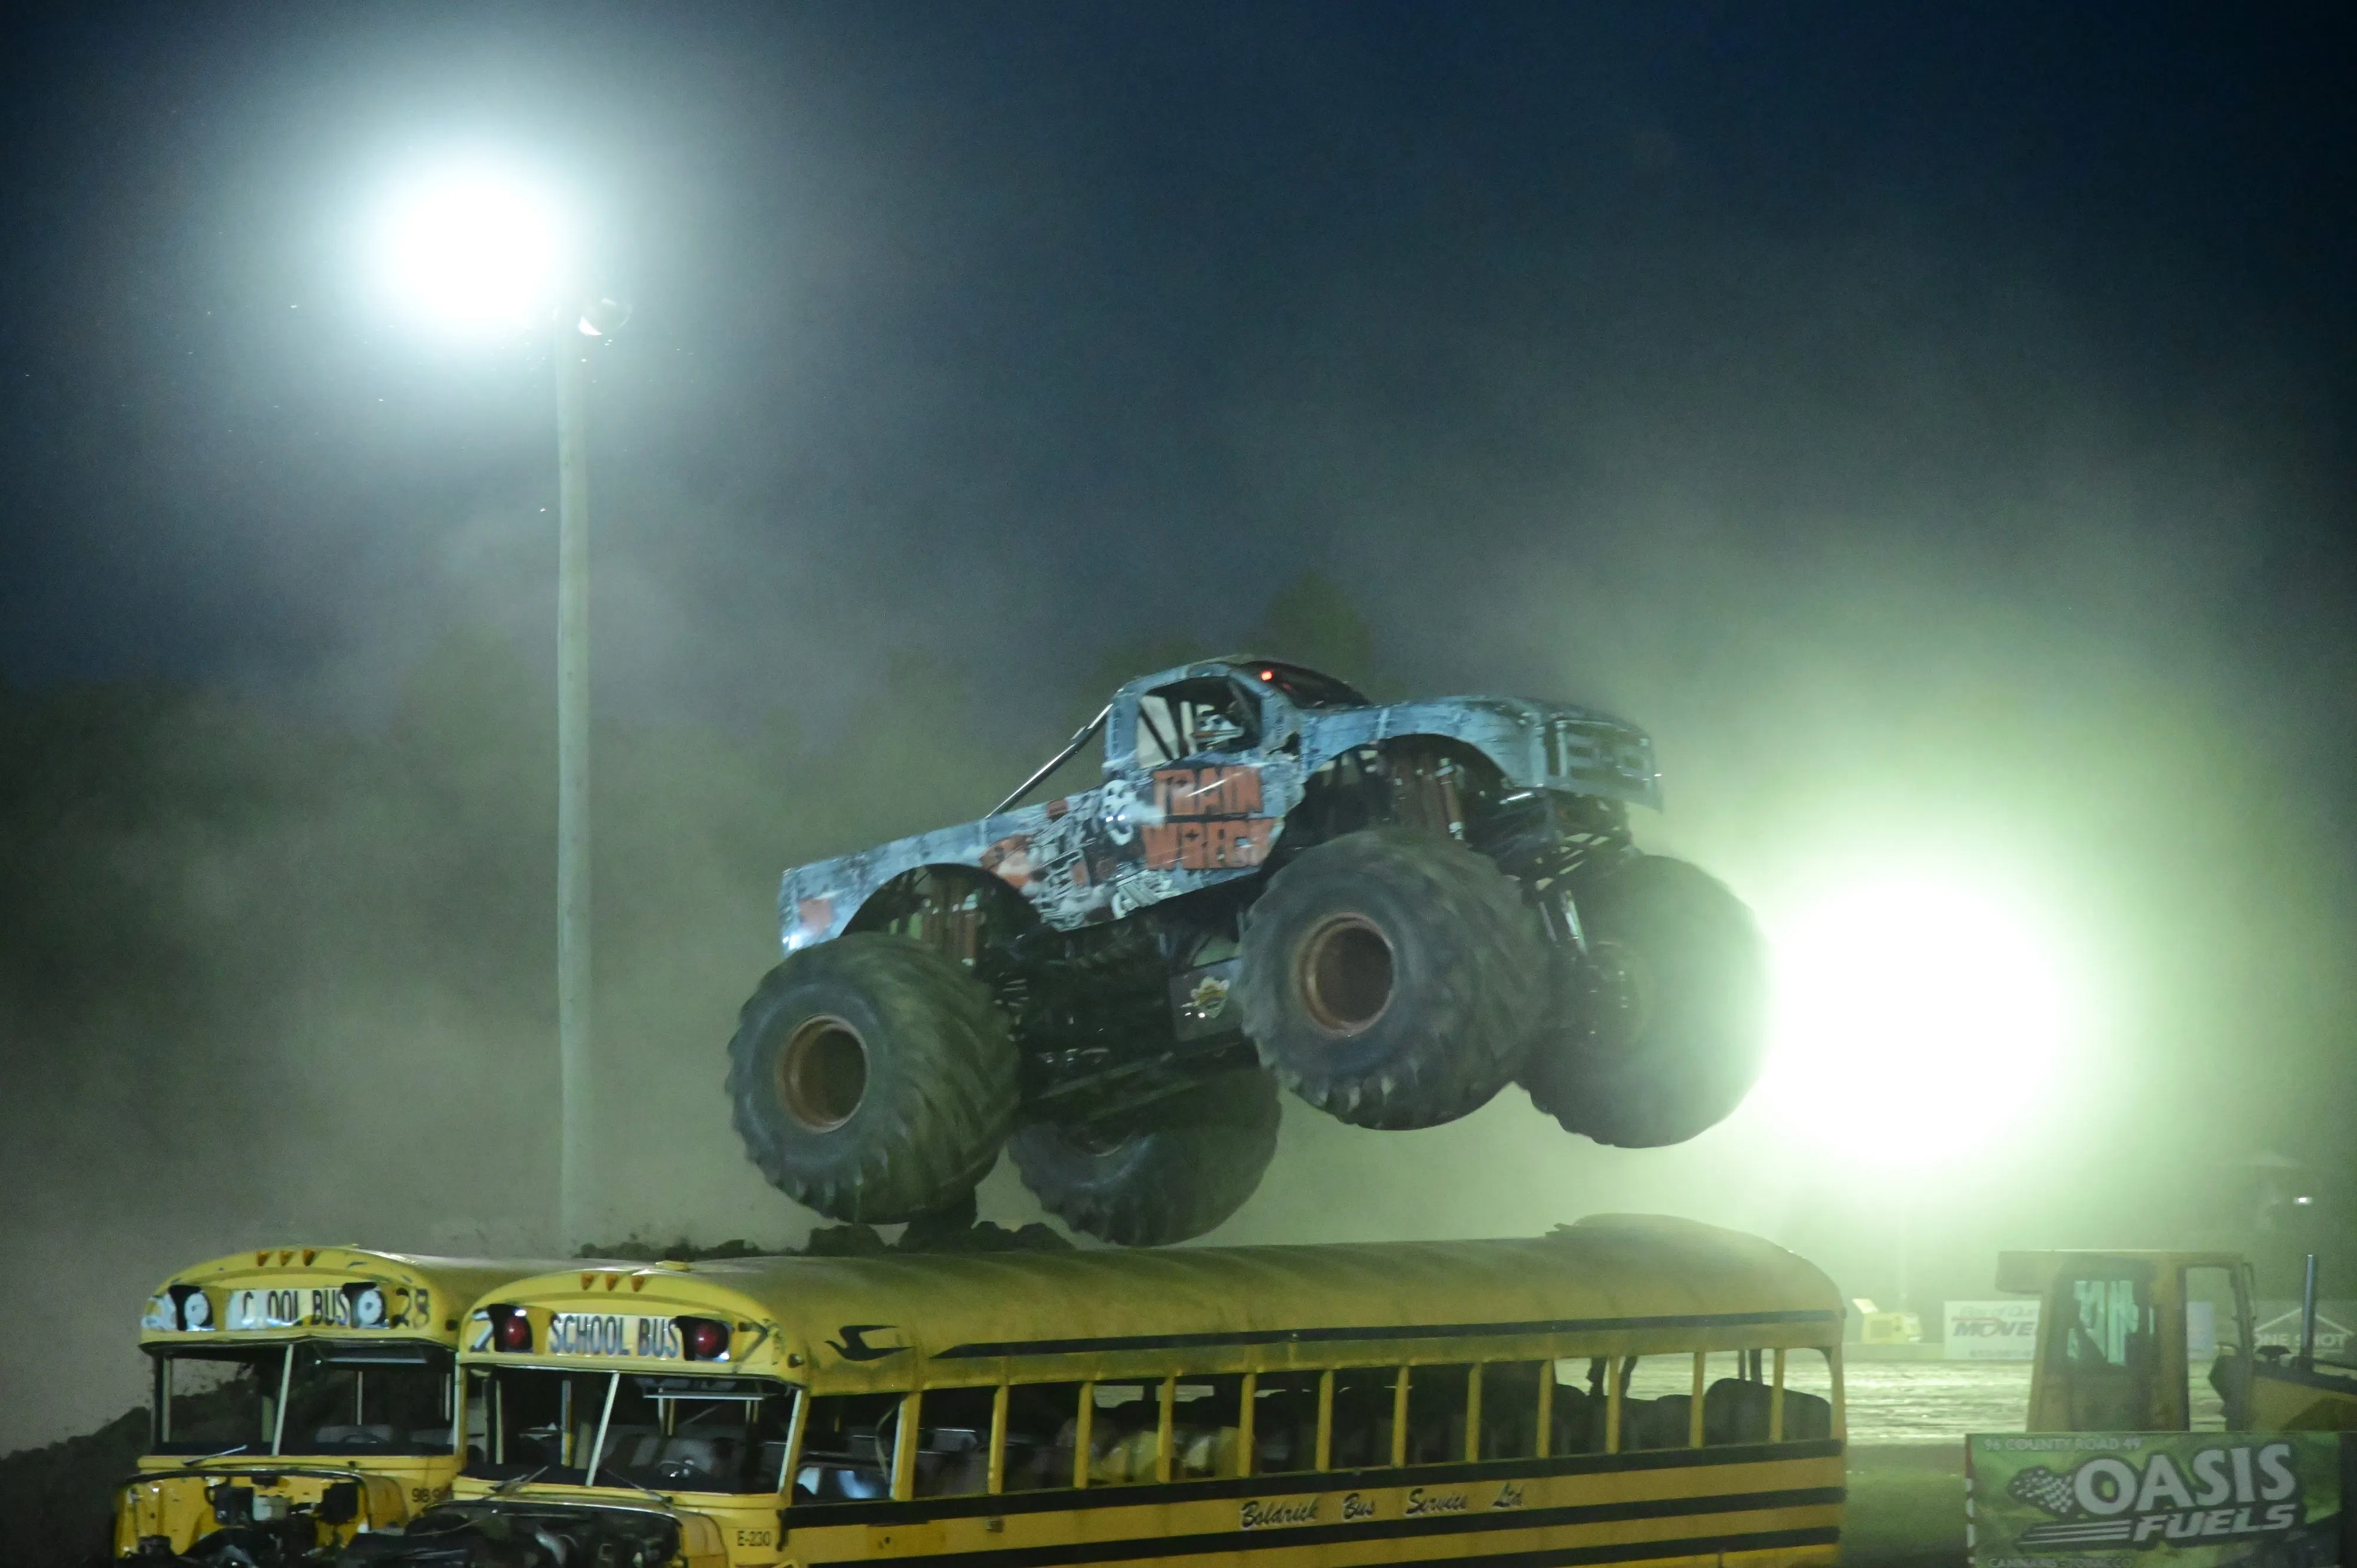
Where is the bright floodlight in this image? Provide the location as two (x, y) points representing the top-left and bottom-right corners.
(1755, 877), (2079, 1166)
(377, 162), (565, 332)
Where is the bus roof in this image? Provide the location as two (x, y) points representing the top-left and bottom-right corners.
(473, 1216), (1841, 1389)
(142, 1247), (578, 1346)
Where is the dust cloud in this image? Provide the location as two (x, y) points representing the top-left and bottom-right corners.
(1, 2), (2350, 1477)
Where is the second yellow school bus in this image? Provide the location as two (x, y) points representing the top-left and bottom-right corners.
(364, 1215), (1844, 1568)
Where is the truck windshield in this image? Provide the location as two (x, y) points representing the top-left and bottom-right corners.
(151, 1343), (455, 1457)
(467, 1368), (797, 1496)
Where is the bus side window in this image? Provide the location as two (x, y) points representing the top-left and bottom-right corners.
(1328, 1368), (1401, 1470)
(1087, 1383), (1160, 1484)
(1170, 1376), (1243, 1479)
(1550, 1359), (1607, 1455)
(1251, 1373), (1321, 1475)
(913, 1387), (995, 1498)
(1404, 1365), (1471, 1464)
(1480, 1364), (1544, 1460)
(795, 1393), (900, 1504)
(1698, 1351), (1768, 1445)
(1617, 1355), (1694, 1450)
(999, 1382), (1084, 1493)
(1777, 1349), (1837, 1441)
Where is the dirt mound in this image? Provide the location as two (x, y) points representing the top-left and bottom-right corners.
(0, 1406), (146, 1568)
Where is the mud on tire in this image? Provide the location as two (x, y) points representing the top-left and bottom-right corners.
(1519, 854), (1767, 1148)
(727, 933), (1018, 1223)
(1237, 827), (1547, 1128)
(1008, 1068), (1282, 1247)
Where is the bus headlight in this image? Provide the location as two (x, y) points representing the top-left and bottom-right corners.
(176, 1288), (213, 1331)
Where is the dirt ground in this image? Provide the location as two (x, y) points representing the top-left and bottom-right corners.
(1846, 1442), (1970, 1568)
(1836, 1355), (2240, 1567)
(1834, 1362), (2010, 1568)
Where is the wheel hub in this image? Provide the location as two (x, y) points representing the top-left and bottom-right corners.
(1586, 939), (1656, 1053)
(1296, 913), (1395, 1035)
(777, 1015), (869, 1131)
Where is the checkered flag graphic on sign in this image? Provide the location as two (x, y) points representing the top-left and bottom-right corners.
(2008, 1466), (2080, 1518)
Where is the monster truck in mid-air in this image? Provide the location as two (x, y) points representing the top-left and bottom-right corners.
(727, 659), (1765, 1246)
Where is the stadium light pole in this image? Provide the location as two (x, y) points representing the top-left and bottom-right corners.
(377, 163), (626, 1253)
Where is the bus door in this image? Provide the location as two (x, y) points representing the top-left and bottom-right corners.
(2031, 1256), (2181, 1432)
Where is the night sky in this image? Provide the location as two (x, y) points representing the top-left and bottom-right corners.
(1, 2), (2352, 1454)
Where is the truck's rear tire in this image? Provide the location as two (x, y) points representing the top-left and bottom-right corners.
(728, 934), (1018, 1223)
(1008, 1069), (1282, 1246)
(1519, 854), (1767, 1147)
(1237, 827), (1547, 1128)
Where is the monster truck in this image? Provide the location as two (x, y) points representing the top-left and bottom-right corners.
(727, 659), (1765, 1247)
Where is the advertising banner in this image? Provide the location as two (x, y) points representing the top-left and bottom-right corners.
(2257, 1304), (2357, 1361)
(1950, 1300), (2044, 1361)
(1968, 1432), (2346, 1568)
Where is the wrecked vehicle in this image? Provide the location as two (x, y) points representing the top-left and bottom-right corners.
(727, 658), (1766, 1246)
(117, 1249), (573, 1567)
(336, 1500), (696, 1567)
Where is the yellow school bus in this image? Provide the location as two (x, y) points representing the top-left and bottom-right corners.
(115, 1247), (569, 1562)
(367, 1216), (1844, 1568)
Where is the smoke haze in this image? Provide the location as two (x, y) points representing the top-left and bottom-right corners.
(1, 2), (2352, 1457)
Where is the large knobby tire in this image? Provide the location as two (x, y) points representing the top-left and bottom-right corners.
(1520, 854), (1767, 1148)
(1237, 827), (1548, 1128)
(1008, 1069), (1282, 1246)
(727, 933), (1018, 1223)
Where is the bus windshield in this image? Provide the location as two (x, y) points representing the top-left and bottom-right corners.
(467, 1368), (797, 1496)
(151, 1342), (455, 1457)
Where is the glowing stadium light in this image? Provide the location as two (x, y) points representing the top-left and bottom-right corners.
(1755, 876), (2082, 1166)
(375, 160), (568, 333)
(366, 152), (619, 1249)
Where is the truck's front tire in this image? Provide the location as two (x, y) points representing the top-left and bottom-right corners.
(1237, 827), (1547, 1128)
(1518, 854), (1767, 1147)
(1008, 1068), (1282, 1246)
(728, 934), (1018, 1223)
